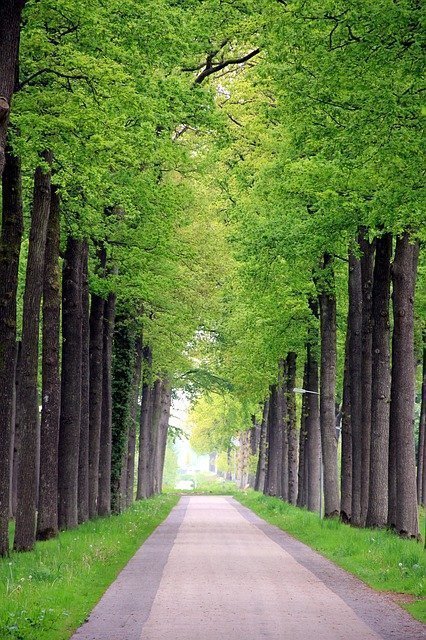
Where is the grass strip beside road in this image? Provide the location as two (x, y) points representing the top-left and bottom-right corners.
(235, 490), (426, 623)
(0, 494), (179, 640)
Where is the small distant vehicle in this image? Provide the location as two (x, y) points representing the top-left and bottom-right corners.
(175, 479), (195, 491)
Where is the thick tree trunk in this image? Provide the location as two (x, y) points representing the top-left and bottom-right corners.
(297, 363), (308, 508)
(0, 1), (25, 177)
(111, 314), (134, 514)
(286, 353), (298, 505)
(265, 385), (280, 496)
(277, 362), (287, 500)
(348, 243), (363, 526)
(155, 384), (172, 494)
(318, 255), (339, 517)
(340, 341), (352, 523)
(417, 331), (426, 506)
(36, 185), (60, 541)
(88, 292), (105, 518)
(58, 237), (83, 530)
(125, 336), (142, 507)
(248, 417), (258, 487)
(391, 234), (419, 538)
(78, 241), (90, 524)
(255, 399), (269, 493)
(0, 149), (23, 555)
(360, 233), (375, 525)
(14, 152), (52, 551)
(306, 334), (321, 513)
(147, 379), (164, 497)
(98, 292), (116, 516)
(366, 233), (392, 528)
(137, 346), (153, 500)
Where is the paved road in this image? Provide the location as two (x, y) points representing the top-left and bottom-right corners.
(72, 496), (425, 640)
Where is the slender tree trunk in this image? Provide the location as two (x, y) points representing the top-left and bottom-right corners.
(37, 185), (60, 541)
(10, 341), (21, 519)
(255, 400), (269, 493)
(88, 292), (105, 518)
(78, 241), (90, 524)
(98, 292), (116, 516)
(155, 384), (172, 494)
(360, 233), (375, 525)
(148, 379), (164, 497)
(248, 417), (258, 487)
(340, 340), (352, 523)
(278, 361), (287, 500)
(137, 346), (153, 499)
(318, 255), (339, 517)
(306, 328), (321, 513)
(391, 234), (419, 538)
(286, 353), (298, 505)
(297, 363), (308, 508)
(58, 237), (83, 530)
(417, 331), (426, 506)
(14, 152), (52, 551)
(111, 314), (134, 514)
(366, 233), (392, 528)
(348, 243), (363, 526)
(0, 1), (25, 177)
(265, 385), (279, 496)
(126, 336), (142, 507)
(0, 148), (23, 555)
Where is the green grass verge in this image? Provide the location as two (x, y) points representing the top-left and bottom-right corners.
(0, 494), (178, 640)
(235, 490), (426, 623)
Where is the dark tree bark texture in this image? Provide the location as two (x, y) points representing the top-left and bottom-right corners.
(126, 336), (142, 507)
(340, 340), (352, 523)
(78, 241), (90, 524)
(255, 400), (269, 493)
(137, 346), (153, 500)
(286, 353), (298, 505)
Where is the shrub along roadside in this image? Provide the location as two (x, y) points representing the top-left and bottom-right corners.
(0, 494), (178, 640)
(235, 490), (426, 623)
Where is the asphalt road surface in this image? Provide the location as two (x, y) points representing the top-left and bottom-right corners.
(72, 495), (425, 640)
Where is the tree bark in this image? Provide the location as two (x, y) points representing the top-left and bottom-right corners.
(78, 241), (90, 524)
(88, 291), (105, 519)
(111, 314), (134, 514)
(277, 361), (287, 500)
(97, 291), (116, 516)
(286, 352), (298, 505)
(306, 324), (321, 513)
(391, 233), (419, 538)
(297, 362), (308, 508)
(36, 185), (60, 541)
(340, 338), (352, 523)
(366, 233), (392, 528)
(0, 148), (23, 555)
(255, 399), (269, 493)
(0, 1), (25, 177)
(137, 346), (153, 499)
(58, 237), (83, 530)
(348, 243), (363, 526)
(125, 336), (142, 507)
(147, 379), (164, 497)
(360, 233), (375, 525)
(318, 255), (339, 517)
(14, 151), (52, 551)
(265, 385), (280, 496)
(417, 330), (426, 506)
(154, 384), (172, 494)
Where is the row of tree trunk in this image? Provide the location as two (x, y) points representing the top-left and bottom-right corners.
(246, 231), (423, 539)
(0, 150), (172, 556)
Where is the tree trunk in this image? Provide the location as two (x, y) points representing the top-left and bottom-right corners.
(340, 339), (352, 523)
(0, 1), (25, 177)
(98, 291), (116, 516)
(306, 327), (321, 513)
(417, 330), (426, 506)
(125, 336), (142, 507)
(277, 361), (287, 500)
(318, 255), (339, 517)
(286, 353), (298, 505)
(36, 185), (60, 541)
(155, 384), (172, 494)
(111, 314), (134, 514)
(265, 385), (280, 496)
(391, 233), (419, 538)
(360, 233), (375, 525)
(88, 292), (105, 518)
(14, 152), (52, 551)
(137, 346), (153, 500)
(348, 243), (363, 526)
(148, 379), (164, 497)
(255, 399), (269, 493)
(58, 237), (83, 530)
(297, 362), (308, 508)
(366, 233), (392, 528)
(77, 241), (90, 524)
(0, 148), (23, 555)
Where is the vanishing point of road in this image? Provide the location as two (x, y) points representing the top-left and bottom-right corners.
(72, 495), (425, 640)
